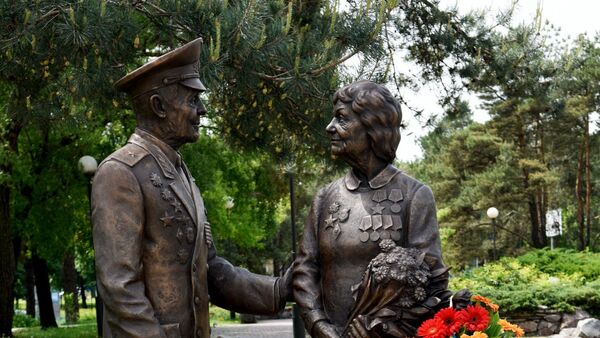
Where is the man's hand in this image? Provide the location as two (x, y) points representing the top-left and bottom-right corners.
(345, 316), (369, 338)
(313, 320), (341, 338)
(278, 264), (294, 302)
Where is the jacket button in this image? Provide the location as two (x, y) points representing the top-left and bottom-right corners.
(196, 329), (202, 336)
(194, 296), (200, 305)
(192, 264), (197, 272)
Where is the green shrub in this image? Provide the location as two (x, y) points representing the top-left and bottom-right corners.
(517, 248), (600, 281)
(12, 313), (40, 328)
(450, 256), (600, 315)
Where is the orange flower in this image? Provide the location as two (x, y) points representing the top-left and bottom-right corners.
(511, 324), (525, 338)
(460, 332), (488, 338)
(471, 295), (499, 312)
(497, 319), (524, 338)
(498, 319), (512, 331)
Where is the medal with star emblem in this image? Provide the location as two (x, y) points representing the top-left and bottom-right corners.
(150, 172), (162, 187)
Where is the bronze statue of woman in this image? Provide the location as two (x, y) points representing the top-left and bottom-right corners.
(293, 80), (451, 338)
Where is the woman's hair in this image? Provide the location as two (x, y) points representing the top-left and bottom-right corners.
(333, 80), (402, 164)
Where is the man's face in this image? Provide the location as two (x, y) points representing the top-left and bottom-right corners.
(325, 101), (369, 160)
(162, 85), (207, 147)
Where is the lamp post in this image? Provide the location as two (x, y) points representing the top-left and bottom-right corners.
(486, 207), (499, 261)
(224, 197), (236, 321)
(286, 164), (305, 338)
(78, 156), (102, 337)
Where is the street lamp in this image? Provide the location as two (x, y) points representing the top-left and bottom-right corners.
(487, 207), (499, 261)
(78, 155), (102, 337)
(224, 196), (235, 210)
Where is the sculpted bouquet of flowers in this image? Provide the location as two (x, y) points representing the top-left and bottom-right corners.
(343, 239), (450, 337)
(417, 295), (525, 338)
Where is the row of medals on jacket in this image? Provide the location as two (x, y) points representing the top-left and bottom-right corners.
(150, 172), (213, 265)
(325, 188), (403, 243)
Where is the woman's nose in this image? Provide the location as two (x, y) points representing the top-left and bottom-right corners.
(325, 119), (336, 134)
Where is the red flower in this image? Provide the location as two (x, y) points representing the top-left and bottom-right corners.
(417, 318), (447, 338)
(458, 305), (490, 332)
(434, 307), (463, 334)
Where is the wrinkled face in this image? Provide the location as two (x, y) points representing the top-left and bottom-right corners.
(162, 85), (207, 146)
(325, 100), (369, 160)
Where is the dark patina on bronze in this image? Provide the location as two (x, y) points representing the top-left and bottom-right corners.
(92, 38), (291, 338)
(293, 81), (454, 338)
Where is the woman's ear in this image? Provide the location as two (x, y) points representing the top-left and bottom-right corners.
(149, 94), (166, 119)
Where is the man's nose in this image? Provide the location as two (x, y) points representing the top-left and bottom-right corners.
(197, 101), (207, 116)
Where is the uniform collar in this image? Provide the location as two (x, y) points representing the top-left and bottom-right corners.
(344, 164), (400, 191)
(134, 128), (182, 168)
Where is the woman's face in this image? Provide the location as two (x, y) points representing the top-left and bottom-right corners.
(326, 100), (370, 160)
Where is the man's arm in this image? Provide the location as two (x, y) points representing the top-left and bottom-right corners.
(206, 244), (288, 315)
(92, 160), (162, 338)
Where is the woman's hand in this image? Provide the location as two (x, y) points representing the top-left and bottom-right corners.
(345, 316), (370, 338)
(313, 320), (341, 338)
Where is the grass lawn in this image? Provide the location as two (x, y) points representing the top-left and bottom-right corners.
(14, 324), (97, 338)
(13, 304), (238, 337)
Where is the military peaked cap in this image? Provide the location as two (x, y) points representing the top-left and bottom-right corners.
(114, 37), (206, 98)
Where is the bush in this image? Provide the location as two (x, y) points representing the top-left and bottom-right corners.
(450, 255), (600, 315)
(517, 248), (600, 281)
(12, 313), (40, 328)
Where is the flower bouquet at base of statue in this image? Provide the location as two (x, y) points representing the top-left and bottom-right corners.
(417, 295), (525, 338)
(342, 239), (451, 338)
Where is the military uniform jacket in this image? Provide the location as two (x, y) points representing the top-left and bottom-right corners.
(92, 130), (283, 338)
(293, 165), (448, 335)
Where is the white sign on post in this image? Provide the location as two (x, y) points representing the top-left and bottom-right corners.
(545, 209), (562, 238)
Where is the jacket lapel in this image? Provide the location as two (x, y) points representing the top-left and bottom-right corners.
(129, 133), (198, 226)
(169, 180), (198, 226)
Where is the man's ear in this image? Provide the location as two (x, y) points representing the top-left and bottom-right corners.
(149, 94), (167, 119)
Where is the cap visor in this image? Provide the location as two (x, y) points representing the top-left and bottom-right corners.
(181, 78), (206, 91)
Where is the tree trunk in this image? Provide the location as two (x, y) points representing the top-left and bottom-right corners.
(78, 276), (87, 309)
(62, 250), (79, 324)
(25, 258), (36, 317)
(575, 140), (585, 251)
(32, 254), (57, 328)
(584, 116), (591, 249)
(0, 185), (15, 337)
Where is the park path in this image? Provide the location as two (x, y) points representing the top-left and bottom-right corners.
(211, 319), (309, 338)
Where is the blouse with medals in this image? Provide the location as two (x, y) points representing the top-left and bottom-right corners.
(293, 164), (448, 335)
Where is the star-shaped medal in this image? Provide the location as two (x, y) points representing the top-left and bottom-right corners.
(171, 200), (183, 213)
(324, 214), (337, 229)
(150, 172), (162, 187)
(371, 203), (385, 215)
(160, 212), (176, 227)
(161, 189), (174, 201)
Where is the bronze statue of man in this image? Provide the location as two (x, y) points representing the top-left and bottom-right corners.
(92, 38), (291, 338)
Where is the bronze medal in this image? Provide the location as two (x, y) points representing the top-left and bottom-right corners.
(186, 227), (194, 244)
(338, 208), (350, 222)
(359, 232), (369, 243)
(391, 230), (401, 241)
(380, 230), (390, 239)
(370, 231), (380, 242)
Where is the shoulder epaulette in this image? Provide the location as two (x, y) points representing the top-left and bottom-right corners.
(101, 143), (149, 168)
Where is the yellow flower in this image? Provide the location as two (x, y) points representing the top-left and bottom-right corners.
(472, 295), (499, 312)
